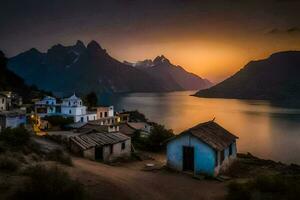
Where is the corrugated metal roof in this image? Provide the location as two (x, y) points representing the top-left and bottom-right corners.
(170, 121), (238, 151)
(70, 131), (130, 150)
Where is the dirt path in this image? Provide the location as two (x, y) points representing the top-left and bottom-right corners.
(70, 157), (226, 200)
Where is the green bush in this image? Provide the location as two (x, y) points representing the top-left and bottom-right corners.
(12, 165), (86, 200)
(0, 126), (30, 147)
(0, 155), (20, 172)
(83, 92), (98, 109)
(133, 123), (174, 151)
(43, 115), (73, 128)
(46, 149), (73, 166)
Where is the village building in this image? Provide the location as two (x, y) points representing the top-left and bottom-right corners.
(61, 94), (97, 123)
(117, 112), (130, 123)
(127, 122), (152, 137)
(0, 110), (26, 131)
(35, 96), (58, 117)
(97, 106), (114, 119)
(0, 91), (23, 109)
(119, 123), (136, 137)
(69, 130), (131, 162)
(70, 121), (120, 133)
(0, 94), (7, 111)
(166, 121), (238, 176)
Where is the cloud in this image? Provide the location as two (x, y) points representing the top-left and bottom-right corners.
(287, 27), (300, 33)
(267, 27), (300, 34)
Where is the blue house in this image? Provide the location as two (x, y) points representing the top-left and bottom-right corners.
(167, 121), (238, 176)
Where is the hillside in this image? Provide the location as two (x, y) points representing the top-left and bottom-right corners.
(8, 41), (211, 94)
(0, 51), (45, 102)
(195, 51), (300, 102)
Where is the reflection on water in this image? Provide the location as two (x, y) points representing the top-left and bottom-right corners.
(100, 91), (300, 164)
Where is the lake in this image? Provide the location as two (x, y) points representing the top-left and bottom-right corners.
(100, 91), (300, 164)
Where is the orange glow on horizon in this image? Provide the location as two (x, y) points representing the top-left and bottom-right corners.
(106, 35), (300, 83)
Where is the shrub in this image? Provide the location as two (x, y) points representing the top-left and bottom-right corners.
(0, 126), (30, 147)
(0, 155), (20, 172)
(83, 92), (98, 109)
(227, 174), (300, 200)
(43, 115), (73, 128)
(146, 124), (174, 151)
(134, 123), (174, 151)
(12, 165), (86, 200)
(46, 149), (73, 166)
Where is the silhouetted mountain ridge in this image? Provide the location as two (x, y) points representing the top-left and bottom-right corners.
(195, 51), (300, 102)
(125, 55), (212, 91)
(9, 40), (211, 94)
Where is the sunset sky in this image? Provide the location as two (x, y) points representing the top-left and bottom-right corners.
(1, 0), (300, 82)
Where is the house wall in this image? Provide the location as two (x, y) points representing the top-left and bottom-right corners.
(0, 114), (26, 131)
(0, 96), (7, 111)
(102, 139), (131, 162)
(214, 142), (237, 175)
(61, 106), (87, 116)
(83, 147), (95, 160)
(167, 134), (217, 175)
(96, 106), (114, 119)
(167, 134), (237, 176)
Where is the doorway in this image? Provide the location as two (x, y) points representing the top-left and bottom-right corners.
(95, 146), (103, 160)
(183, 146), (194, 171)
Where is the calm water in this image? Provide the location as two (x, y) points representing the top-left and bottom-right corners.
(101, 91), (300, 164)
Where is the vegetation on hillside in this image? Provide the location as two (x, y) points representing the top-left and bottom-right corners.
(0, 50), (50, 103)
(11, 165), (86, 200)
(0, 126), (82, 199)
(227, 174), (300, 200)
(43, 115), (74, 129)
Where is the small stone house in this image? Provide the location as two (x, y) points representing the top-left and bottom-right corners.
(69, 130), (131, 162)
(167, 121), (238, 176)
(0, 110), (26, 131)
(128, 122), (152, 137)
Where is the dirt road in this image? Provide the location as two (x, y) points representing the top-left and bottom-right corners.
(69, 157), (226, 200)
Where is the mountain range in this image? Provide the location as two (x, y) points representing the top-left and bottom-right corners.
(195, 51), (300, 102)
(8, 40), (212, 95)
(124, 55), (212, 91)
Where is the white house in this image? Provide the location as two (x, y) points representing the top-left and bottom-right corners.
(35, 96), (58, 117)
(61, 94), (96, 123)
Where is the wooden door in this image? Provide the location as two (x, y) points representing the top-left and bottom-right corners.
(183, 146), (194, 171)
(95, 147), (103, 160)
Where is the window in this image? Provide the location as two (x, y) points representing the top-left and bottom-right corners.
(121, 142), (126, 150)
(105, 112), (108, 117)
(69, 109), (71, 114)
(68, 102), (71, 106)
(220, 150), (225, 164)
(100, 112), (103, 118)
(229, 143), (233, 156)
